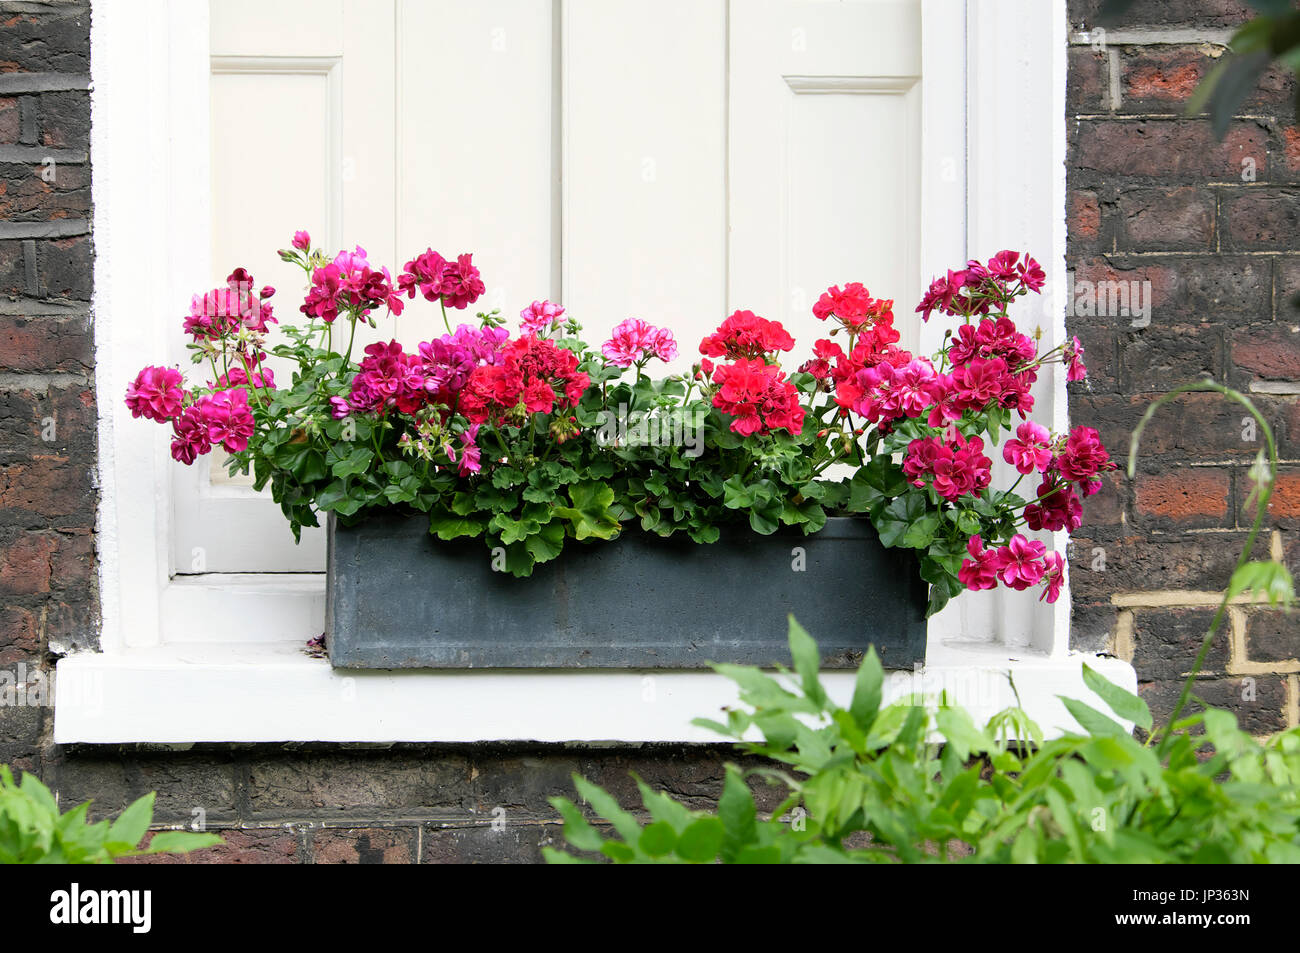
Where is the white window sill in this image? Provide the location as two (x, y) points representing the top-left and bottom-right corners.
(53, 639), (1137, 744)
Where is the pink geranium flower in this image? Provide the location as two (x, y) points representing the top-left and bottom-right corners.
(602, 318), (678, 368)
(520, 300), (566, 335)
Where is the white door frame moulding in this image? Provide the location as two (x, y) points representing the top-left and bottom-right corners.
(72, 0), (1126, 744)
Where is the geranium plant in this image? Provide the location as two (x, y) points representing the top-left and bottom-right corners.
(125, 234), (1113, 615)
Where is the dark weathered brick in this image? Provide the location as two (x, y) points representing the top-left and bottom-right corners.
(1068, 47), (1108, 113)
(1116, 187), (1215, 251)
(1139, 676), (1288, 735)
(1070, 0), (1253, 31)
(1221, 188), (1300, 250)
(0, 9), (90, 75)
(1243, 608), (1300, 664)
(35, 234), (90, 299)
(422, 822), (563, 865)
(1131, 607), (1228, 679)
(35, 89), (88, 150)
(246, 750), (475, 818)
(1117, 323), (1225, 392)
(1071, 255), (1269, 325)
(1073, 120), (1268, 182)
(1071, 601), (1120, 655)
(1068, 532), (1257, 600)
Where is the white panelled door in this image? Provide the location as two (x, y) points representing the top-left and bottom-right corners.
(182, 0), (957, 575)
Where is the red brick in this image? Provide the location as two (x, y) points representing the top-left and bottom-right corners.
(1236, 468), (1300, 531)
(1073, 120), (1267, 181)
(0, 456), (95, 523)
(1070, 189), (1102, 243)
(0, 313), (94, 374)
(0, 532), (55, 595)
(0, 97), (18, 144)
(1116, 187), (1215, 250)
(1232, 323), (1300, 381)
(1135, 468), (1231, 527)
(1121, 47), (1206, 105)
(308, 827), (416, 864)
(0, 605), (40, 664)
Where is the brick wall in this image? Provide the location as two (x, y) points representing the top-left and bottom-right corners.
(1067, 0), (1300, 734)
(2, 1), (1298, 865)
(0, 0), (96, 783)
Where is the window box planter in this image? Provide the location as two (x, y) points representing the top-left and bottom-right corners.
(325, 513), (928, 670)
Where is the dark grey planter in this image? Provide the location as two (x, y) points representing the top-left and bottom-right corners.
(325, 512), (928, 670)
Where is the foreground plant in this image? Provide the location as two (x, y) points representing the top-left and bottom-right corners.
(544, 618), (1300, 864)
(126, 235), (1111, 612)
(0, 766), (222, 864)
(545, 385), (1300, 864)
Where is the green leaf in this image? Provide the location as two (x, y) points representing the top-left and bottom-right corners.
(675, 817), (725, 863)
(554, 480), (622, 541)
(106, 793), (154, 850)
(140, 830), (224, 855)
(1060, 696), (1128, 739)
(330, 446), (373, 479)
(1081, 663), (1152, 732)
(717, 766), (758, 863)
(428, 511), (487, 541)
(638, 821), (678, 857)
(849, 646), (884, 733)
(573, 775), (642, 844)
(525, 520), (566, 564)
(786, 615), (829, 711)
(548, 796), (607, 853)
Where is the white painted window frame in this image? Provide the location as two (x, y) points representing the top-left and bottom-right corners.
(59, 0), (1134, 744)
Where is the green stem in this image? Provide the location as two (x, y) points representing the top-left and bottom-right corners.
(1128, 381), (1278, 753)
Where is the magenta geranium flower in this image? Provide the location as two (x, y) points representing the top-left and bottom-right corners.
(125, 365), (185, 423)
(400, 250), (485, 310)
(995, 535), (1048, 590)
(1003, 421), (1053, 475)
(196, 388), (255, 454)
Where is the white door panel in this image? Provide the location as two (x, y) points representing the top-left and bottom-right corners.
(730, 0), (923, 355)
(185, 0), (960, 578)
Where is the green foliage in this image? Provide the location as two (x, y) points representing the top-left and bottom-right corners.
(0, 766), (222, 864)
(545, 619), (1300, 864)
